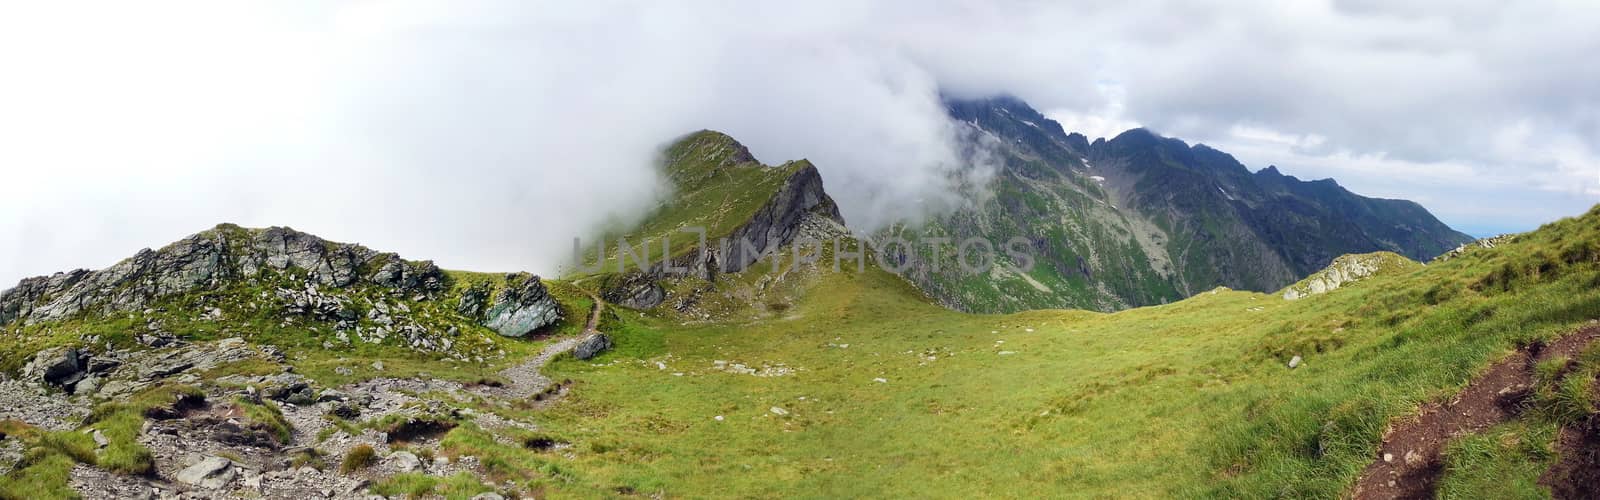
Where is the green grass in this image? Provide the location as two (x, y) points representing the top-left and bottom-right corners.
(236, 397), (294, 444)
(79, 384), (207, 477)
(1437, 422), (1558, 499)
(488, 206), (1600, 497)
(371, 472), (494, 499)
(341, 444), (378, 474)
(289, 447), (328, 470)
(92, 410), (153, 475)
(0, 420), (97, 500)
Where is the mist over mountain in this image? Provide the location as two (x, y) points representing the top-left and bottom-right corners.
(880, 95), (1475, 312)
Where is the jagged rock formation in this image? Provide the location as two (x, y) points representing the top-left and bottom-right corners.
(479, 274), (561, 338)
(0, 225), (446, 327)
(1, 225), (563, 355)
(1281, 252), (1419, 300)
(573, 333), (612, 360)
(886, 96), (1476, 313)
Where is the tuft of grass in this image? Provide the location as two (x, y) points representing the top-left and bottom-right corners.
(0, 421), (96, 500)
(370, 472), (493, 499)
(93, 410), (154, 475)
(1437, 422), (1558, 499)
(235, 397), (294, 444)
(289, 448), (327, 470)
(340, 444), (377, 474)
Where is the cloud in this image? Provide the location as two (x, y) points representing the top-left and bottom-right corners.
(1, 0), (1598, 284)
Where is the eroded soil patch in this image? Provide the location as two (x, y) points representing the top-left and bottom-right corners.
(1352, 326), (1600, 499)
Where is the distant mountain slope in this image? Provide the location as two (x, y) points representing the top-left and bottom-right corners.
(889, 96), (1474, 313)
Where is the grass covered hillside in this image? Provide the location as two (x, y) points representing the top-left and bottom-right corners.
(513, 205), (1600, 498)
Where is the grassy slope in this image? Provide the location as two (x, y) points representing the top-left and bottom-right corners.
(513, 206), (1600, 498)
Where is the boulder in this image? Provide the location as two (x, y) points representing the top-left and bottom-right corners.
(284, 387), (317, 406)
(22, 347), (90, 390)
(327, 403), (361, 420)
(573, 333), (612, 360)
(481, 275), (561, 337)
(385, 451), (422, 472)
(176, 456), (235, 489)
(600, 273), (666, 310)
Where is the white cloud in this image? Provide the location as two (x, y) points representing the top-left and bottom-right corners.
(1, 0), (1598, 284)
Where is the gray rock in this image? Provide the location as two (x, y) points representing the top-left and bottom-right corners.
(481, 275), (561, 337)
(457, 285), (489, 317)
(284, 387), (317, 406)
(470, 493), (506, 500)
(74, 376), (102, 396)
(573, 333), (612, 360)
(600, 274), (666, 310)
(385, 451), (422, 472)
(1288, 355), (1303, 369)
(175, 456), (233, 489)
(317, 389), (348, 402)
(0, 225), (447, 329)
(92, 429), (109, 448)
(22, 347), (90, 389)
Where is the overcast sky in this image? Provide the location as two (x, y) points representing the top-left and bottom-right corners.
(2, 1), (1597, 286)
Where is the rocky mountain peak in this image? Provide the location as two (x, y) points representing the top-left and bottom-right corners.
(0, 225), (562, 343)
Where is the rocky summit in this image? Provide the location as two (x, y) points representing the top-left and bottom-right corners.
(0, 224), (563, 353)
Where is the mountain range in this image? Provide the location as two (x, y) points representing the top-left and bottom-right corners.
(886, 96), (1475, 312)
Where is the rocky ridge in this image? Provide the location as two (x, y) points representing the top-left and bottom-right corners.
(1280, 252), (1420, 300)
(1, 225), (563, 359)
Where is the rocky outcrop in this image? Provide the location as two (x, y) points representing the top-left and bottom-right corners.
(573, 333), (612, 360)
(480, 274), (561, 338)
(21, 347), (91, 390)
(1281, 252), (1418, 300)
(702, 162), (844, 276)
(175, 456), (235, 489)
(1433, 234), (1518, 263)
(0, 225), (446, 327)
(601, 161), (846, 310)
(598, 273), (666, 310)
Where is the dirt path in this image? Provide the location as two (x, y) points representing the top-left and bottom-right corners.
(1543, 408), (1600, 500)
(1352, 326), (1600, 499)
(479, 292), (606, 400)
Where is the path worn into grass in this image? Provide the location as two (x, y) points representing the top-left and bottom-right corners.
(482, 292), (606, 400)
(1541, 366), (1600, 500)
(1352, 326), (1600, 499)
